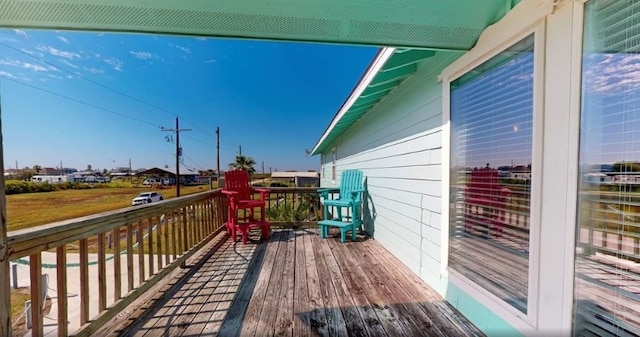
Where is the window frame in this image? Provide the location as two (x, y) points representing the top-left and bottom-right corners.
(441, 23), (546, 330)
(320, 153), (325, 180)
(331, 147), (337, 184)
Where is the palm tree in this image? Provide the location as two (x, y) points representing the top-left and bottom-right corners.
(230, 155), (256, 173)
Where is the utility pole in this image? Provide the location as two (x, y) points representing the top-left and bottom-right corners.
(262, 161), (265, 174)
(239, 145), (242, 156)
(216, 127), (220, 182)
(162, 117), (191, 197)
(129, 158), (132, 183)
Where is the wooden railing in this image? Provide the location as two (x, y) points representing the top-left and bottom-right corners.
(262, 187), (326, 226)
(579, 192), (640, 261)
(6, 190), (226, 337)
(2, 186), (333, 336)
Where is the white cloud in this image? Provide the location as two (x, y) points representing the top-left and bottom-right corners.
(130, 51), (153, 60)
(0, 59), (43, 72)
(19, 48), (44, 58)
(585, 53), (640, 94)
(56, 36), (70, 44)
(60, 59), (79, 69)
(204, 59), (217, 64)
(84, 67), (104, 75)
(172, 44), (192, 54)
(13, 29), (28, 38)
(0, 71), (17, 79)
(104, 57), (124, 71)
(22, 62), (48, 72)
(36, 45), (81, 59)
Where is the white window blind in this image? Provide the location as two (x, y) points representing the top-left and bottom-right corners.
(449, 34), (534, 314)
(574, 0), (640, 336)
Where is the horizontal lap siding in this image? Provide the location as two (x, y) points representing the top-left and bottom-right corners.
(320, 52), (461, 286)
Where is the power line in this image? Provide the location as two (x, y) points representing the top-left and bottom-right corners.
(184, 155), (206, 170)
(0, 75), (159, 128)
(0, 41), (218, 139)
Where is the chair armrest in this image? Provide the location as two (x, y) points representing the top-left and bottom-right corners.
(349, 188), (366, 199)
(318, 188), (339, 198)
(221, 190), (238, 197)
(253, 188), (270, 200)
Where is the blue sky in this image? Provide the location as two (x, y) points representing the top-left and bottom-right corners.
(0, 29), (377, 173)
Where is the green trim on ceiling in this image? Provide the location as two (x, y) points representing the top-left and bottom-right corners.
(311, 48), (436, 155)
(311, 1), (519, 156)
(0, 0), (510, 49)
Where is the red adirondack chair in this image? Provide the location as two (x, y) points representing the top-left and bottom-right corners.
(221, 170), (270, 244)
(463, 168), (510, 238)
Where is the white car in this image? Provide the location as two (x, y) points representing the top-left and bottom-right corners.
(132, 192), (164, 206)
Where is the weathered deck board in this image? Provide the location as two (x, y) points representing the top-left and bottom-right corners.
(109, 229), (485, 337)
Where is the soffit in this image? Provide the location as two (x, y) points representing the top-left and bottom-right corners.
(0, 0), (511, 49)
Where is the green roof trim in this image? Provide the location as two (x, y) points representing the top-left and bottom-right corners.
(311, 48), (435, 155)
(311, 2), (520, 156)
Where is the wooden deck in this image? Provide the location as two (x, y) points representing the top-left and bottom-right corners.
(102, 229), (484, 337)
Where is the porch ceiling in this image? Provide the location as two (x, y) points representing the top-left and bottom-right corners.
(0, 0), (512, 49)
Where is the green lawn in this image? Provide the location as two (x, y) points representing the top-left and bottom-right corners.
(7, 185), (212, 231)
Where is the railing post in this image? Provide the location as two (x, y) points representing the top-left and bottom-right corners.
(0, 100), (11, 336)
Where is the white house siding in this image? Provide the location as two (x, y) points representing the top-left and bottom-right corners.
(320, 51), (462, 290)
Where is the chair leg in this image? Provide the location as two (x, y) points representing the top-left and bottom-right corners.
(261, 224), (270, 241)
(340, 228), (346, 243)
(230, 225), (237, 242)
(242, 228), (249, 244)
(351, 224), (357, 241)
(319, 225), (325, 239)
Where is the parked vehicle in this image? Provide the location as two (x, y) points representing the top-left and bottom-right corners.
(142, 178), (160, 186)
(131, 192), (164, 206)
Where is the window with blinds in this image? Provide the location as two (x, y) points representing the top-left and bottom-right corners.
(574, 0), (640, 336)
(449, 34), (534, 314)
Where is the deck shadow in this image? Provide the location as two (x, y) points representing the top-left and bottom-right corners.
(112, 233), (266, 336)
(295, 301), (485, 337)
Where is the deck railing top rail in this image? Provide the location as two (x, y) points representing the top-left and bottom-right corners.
(8, 189), (221, 261)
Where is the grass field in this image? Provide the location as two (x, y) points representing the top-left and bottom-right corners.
(6, 185), (212, 231)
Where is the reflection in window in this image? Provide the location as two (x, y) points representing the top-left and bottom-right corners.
(449, 34), (534, 314)
(574, 1), (640, 336)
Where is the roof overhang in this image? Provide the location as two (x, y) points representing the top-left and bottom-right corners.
(310, 48), (438, 155)
(0, 0), (512, 49)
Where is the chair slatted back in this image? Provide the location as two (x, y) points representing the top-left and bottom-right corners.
(224, 170), (252, 200)
(339, 169), (364, 202)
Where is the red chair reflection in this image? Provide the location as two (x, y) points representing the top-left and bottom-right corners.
(463, 168), (510, 238)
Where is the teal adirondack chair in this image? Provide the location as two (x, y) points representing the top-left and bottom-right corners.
(317, 169), (365, 243)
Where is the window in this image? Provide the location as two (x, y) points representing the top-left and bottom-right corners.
(449, 34), (535, 314)
(331, 147), (337, 183)
(321, 153), (325, 180)
(573, 0), (640, 335)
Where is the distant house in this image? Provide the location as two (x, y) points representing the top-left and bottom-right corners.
(310, 1), (640, 335)
(136, 167), (199, 185)
(271, 171), (320, 187)
(39, 167), (62, 175)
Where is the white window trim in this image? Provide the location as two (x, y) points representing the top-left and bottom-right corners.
(331, 147), (337, 184)
(321, 153), (325, 180)
(440, 1), (557, 331)
(559, 2), (585, 333)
